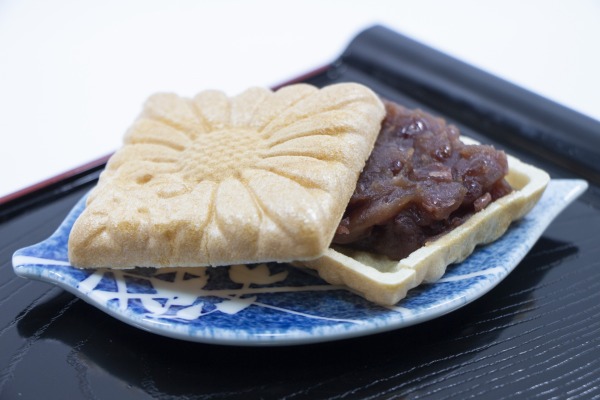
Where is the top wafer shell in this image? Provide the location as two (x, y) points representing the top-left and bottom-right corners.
(68, 83), (386, 268)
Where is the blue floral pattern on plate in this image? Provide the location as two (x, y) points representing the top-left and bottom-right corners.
(12, 179), (587, 346)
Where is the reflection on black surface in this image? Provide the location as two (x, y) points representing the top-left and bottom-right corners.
(14, 237), (578, 399)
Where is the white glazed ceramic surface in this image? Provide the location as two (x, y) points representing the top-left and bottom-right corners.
(12, 179), (587, 346)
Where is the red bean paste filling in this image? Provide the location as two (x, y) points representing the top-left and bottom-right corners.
(333, 101), (513, 260)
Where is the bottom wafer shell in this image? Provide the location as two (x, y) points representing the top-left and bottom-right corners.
(298, 140), (550, 306)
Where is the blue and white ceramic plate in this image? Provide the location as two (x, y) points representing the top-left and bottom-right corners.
(12, 179), (587, 346)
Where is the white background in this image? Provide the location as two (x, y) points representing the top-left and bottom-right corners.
(1, 0), (599, 200)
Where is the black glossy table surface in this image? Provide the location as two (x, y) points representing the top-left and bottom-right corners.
(2, 26), (600, 399)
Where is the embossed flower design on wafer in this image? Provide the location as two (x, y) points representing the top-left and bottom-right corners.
(68, 83), (385, 268)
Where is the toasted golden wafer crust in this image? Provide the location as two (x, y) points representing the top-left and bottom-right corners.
(68, 83), (385, 268)
(298, 139), (550, 305)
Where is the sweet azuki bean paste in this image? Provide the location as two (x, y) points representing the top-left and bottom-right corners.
(333, 101), (512, 260)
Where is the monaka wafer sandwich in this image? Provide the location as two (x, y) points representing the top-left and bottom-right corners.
(68, 83), (549, 305)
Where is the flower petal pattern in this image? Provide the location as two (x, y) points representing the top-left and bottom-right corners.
(68, 83), (386, 268)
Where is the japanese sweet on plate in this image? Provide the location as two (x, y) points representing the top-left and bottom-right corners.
(67, 83), (549, 306)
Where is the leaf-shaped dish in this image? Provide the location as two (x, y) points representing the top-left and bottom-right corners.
(12, 179), (587, 346)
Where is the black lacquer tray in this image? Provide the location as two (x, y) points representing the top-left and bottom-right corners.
(2, 25), (600, 399)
